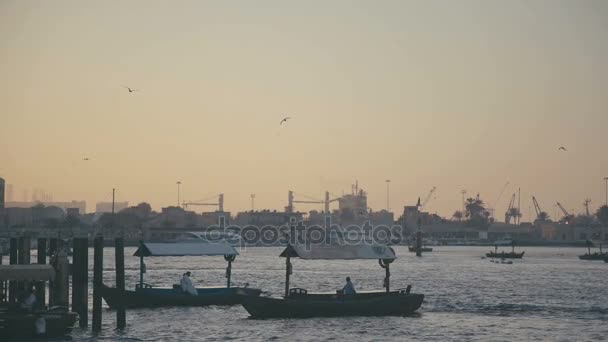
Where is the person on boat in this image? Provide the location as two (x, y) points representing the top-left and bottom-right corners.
(342, 277), (356, 295)
(180, 271), (198, 296)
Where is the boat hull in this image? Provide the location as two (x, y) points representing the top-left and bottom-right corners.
(486, 251), (524, 259)
(578, 253), (607, 260)
(0, 307), (78, 338)
(240, 291), (424, 318)
(101, 284), (262, 309)
(408, 247), (433, 252)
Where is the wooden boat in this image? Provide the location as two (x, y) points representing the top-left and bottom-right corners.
(239, 244), (424, 318)
(0, 265), (78, 338)
(578, 243), (606, 260)
(486, 241), (524, 259)
(101, 284), (261, 309)
(101, 241), (261, 309)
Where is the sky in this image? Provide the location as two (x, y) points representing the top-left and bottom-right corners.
(1, 0), (607, 219)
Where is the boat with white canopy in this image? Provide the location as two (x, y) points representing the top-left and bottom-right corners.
(100, 241), (261, 308)
(240, 244), (424, 318)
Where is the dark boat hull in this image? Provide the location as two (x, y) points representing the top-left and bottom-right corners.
(101, 284), (262, 309)
(408, 247), (433, 252)
(486, 251), (525, 259)
(240, 291), (424, 318)
(578, 253), (607, 260)
(0, 307), (78, 338)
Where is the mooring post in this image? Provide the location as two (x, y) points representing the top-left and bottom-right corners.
(284, 255), (291, 298)
(8, 237), (18, 304)
(416, 229), (423, 257)
(92, 235), (103, 332)
(17, 237), (31, 294)
(115, 236), (126, 329)
(53, 239), (70, 307)
(48, 238), (58, 305)
(36, 238), (47, 307)
(72, 238), (89, 327)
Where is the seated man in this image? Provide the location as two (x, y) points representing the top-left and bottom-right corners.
(342, 277), (356, 295)
(180, 271), (198, 296)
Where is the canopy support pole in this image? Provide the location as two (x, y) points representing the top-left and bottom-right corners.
(224, 254), (236, 288)
(379, 258), (392, 293)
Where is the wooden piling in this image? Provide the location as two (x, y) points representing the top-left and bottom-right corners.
(415, 230), (423, 257)
(48, 238), (57, 306)
(8, 237), (18, 304)
(36, 238), (47, 307)
(284, 255), (291, 298)
(115, 237), (126, 329)
(92, 235), (103, 332)
(72, 238), (89, 327)
(53, 239), (70, 307)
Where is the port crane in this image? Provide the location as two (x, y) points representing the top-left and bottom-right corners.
(504, 193), (518, 224)
(182, 193), (224, 212)
(583, 199), (591, 216)
(286, 191), (339, 213)
(556, 202), (573, 224)
(417, 186), (436, 211)
(532, 196), (549, 222)
(489, 181), (510, 218)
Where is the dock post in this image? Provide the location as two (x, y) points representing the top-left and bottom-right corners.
(115, 237), (126, 329)
(8, 237), (18, 304)
(17, 237), (31, 294)
(92, 235), (103, 332)
(284, 255), (291, 298)
(53, 239), (70, 307)
(415, 229), (423, 257)
(72, 238), (89, 327)
(48, 238), (58, 305)
(36, 238), (47, 307)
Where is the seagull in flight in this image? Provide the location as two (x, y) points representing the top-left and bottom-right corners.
(123, 86), (139, 93)
(558, 146), (567, 151)
(279, 116), (291, 125)
(83, 157), (90, 161)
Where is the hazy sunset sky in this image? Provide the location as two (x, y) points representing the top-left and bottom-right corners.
(1, 0), (607, 219)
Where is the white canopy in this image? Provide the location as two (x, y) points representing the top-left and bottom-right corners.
(134, 241), (238, 257)
(0, 264), (56, 281)
(280, 244), (396, 260)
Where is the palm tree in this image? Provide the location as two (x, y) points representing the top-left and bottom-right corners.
(596, 205), (608, 226)
(452, 210), (464, 221)
(537, 211), (550, 222)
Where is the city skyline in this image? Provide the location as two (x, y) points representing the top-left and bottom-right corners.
(1, 0), (607, 218)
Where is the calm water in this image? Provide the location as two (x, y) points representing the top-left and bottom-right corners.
(64, 246), (607, 341)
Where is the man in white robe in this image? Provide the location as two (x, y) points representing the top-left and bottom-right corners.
(180, 271), (198, 296)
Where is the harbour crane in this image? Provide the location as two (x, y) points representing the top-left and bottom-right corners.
(583, 199), (591, 217)
(287, 191), (339, 213)
(556, 202), (574, 224)
(532, 196), (549, 222)
(418, 186), (436, 211)
(182, 193), (224, 212)
(504, 193), (517, 224)
(489, 181), (510, 218)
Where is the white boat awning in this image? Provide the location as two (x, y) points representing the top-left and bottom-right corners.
(134, 241), (238, 257)
(280, 244), (396, 260)
(0, 265), (56, 281)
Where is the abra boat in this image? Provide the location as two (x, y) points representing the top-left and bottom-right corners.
(0, 265), (78, 338)
(486, 240), (524, 259)
(578, 243), (607, 260)
(240, 244), (424, 318)
(100, 241), (261, 309)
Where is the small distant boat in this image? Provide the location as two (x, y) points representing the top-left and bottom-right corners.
(486, 240), (524, 259)
(408, 246), (433, 253)
(101, 241), (261, 309)
(578, 243), (607, 261)
(240, 244), (424, 318)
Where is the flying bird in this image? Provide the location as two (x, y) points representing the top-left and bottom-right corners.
(83, 157), (90, 161)
(558, 146), (567, 151)
(123, 86), (139, 93)
(279, 116), (291, 125)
